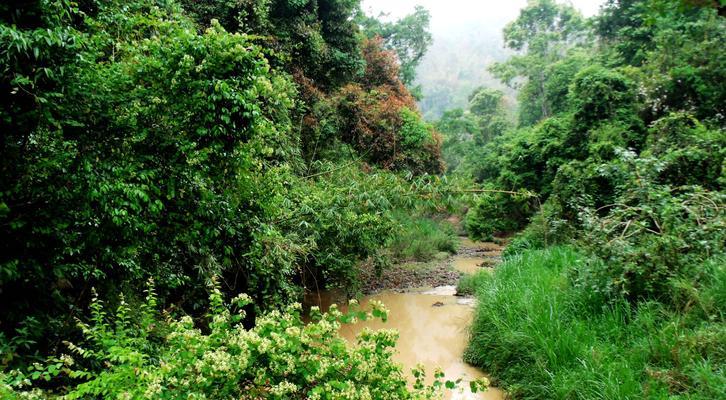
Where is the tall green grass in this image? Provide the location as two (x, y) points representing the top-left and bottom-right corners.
(465, 247), (726, 399)
(387, 212), (458, 262)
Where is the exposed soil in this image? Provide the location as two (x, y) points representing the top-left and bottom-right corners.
(359, 237), (505, 294)
(358, 256), (462, 293)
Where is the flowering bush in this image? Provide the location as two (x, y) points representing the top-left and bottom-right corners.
(4, 282), (484, 399)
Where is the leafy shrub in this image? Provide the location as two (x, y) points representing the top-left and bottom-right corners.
(455, 271), (489, 297)
(435, 86), (512, 176)
(283, 168), (397, 294)
(569, 65), (639, 133)
(180, 0), (272, 32)
(0, 0), (307, 361)
(502, 201), (573, 257)
(398, 108), (445, 173)
(0, 0), (444, 365)
(637, 6), (726, 123)
(270, 162), (464, 294)
(466, 114), (573, 198)
(181, 0), (363, 90)
(576, 151), (725, 305)
(387, 213), (457, 262)
(547, 159), (617, 222)
(435, 108), (481, 172)
(465, 188), (537, 241)
(4, 281), (476, 399)
(644, 112), (726, 189)
(0, 0), (447, 377)
(459, 2), (726, 398)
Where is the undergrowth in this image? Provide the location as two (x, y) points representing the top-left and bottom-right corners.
(2, 281), (487, 398)
(464, 247), (726, 399)
(387, 212), (458, 262)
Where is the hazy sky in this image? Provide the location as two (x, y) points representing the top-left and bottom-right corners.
(360, 0), (608, 118)
(361, 0), (606, 34)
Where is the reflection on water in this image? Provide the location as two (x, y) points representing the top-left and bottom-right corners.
(453, 238), (502, 275)
(305, 287), (504, 400)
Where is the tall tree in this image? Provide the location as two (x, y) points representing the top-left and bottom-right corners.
(489, 0), (588, 126)
(357, 5), (433, 86)
(180, 0), (364, 90)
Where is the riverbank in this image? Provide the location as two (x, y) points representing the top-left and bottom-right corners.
(305, 236), (508, 399)
(356, 236), (504, 294)
(464, 246), (726, 399)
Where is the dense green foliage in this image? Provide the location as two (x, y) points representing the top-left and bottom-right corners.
(180, 0), (363, 90)
(0, 0), (472, 396)
(2, 0), (724, 397)
(455, 1), (726, 398)
(450, 0), (725, 254)
(2, 0), (305, 350)
(283, 162), (459, 295)
(436, 87), (512, 176)
(0, 0), (444, 379)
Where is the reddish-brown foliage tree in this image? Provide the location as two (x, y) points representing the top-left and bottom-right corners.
(334, 38), (443, 174)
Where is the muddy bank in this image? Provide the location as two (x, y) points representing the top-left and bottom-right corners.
(358, 237), (504, 293)
(452, 239), (503, 275)
(358, 256), (462, 293)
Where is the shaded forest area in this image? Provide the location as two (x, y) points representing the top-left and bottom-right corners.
(1, 0), (466, 397)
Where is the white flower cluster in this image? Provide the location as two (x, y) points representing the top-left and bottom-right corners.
(22, 289), (453, 399)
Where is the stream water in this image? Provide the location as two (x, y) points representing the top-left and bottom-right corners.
(305, 240), (505, 399)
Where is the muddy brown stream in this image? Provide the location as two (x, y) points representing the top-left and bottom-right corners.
(305, 243), (505, 399)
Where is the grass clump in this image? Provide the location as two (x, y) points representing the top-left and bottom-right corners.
(387, 213), (458, 262)
(456, 271), (492, 296)
(465, 247), (726, 399)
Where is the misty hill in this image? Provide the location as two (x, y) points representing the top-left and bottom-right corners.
(415, 22), (516, 120)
